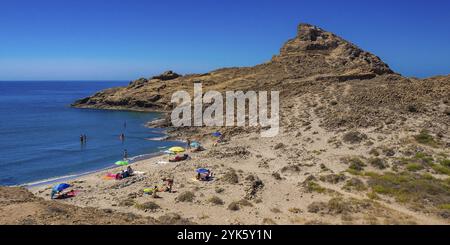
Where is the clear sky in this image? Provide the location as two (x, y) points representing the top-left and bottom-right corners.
(1, 0), (449, 80)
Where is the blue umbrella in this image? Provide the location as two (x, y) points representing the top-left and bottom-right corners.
(212, 132), (222, 137)
(196, 168), (210, 174)
(190, 141), (201, 148)
(52, 183), (71, 192)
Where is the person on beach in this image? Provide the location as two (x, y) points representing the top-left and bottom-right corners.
(152, 185), (159, 198)
(126, 166), (133, 176)
(123, 149), (128, 160)
(186, 139), (191, 149)
(162, 178), (174, 193)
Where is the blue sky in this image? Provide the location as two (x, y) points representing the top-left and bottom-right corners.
(0, 0), (449, 80)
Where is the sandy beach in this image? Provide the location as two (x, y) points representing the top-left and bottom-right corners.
(29, 112), (450, 225)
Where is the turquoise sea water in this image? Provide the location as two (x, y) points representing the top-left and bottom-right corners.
(0, 81), (180, 186)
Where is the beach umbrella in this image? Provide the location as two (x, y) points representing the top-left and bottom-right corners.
(212, 132), (222, 137)
(190, 141), (201, 148)
(168, 146), (185, 153)
(115, 160), (129, 166)
(196, 168), (210, 174)
(52, 183), (71, 192)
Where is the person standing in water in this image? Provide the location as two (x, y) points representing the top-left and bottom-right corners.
(123, 149), (128, 160)
(80, 134), (84, 144)
(119, 133), (125, 142)
(83, 134), (87, 143)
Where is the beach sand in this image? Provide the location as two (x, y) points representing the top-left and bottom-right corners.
(30, 106), (450, 225)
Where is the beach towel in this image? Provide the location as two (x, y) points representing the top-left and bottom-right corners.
(103, 173), (117, 180)
(157, 160), (169, 165)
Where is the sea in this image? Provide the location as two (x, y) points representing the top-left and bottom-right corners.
(0, 81), (181, 186)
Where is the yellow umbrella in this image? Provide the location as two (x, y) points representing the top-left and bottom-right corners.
(168, 146), (185, 153)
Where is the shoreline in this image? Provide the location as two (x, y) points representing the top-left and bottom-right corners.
(22, 150), (170, 189)
(18, 112), (184, 189)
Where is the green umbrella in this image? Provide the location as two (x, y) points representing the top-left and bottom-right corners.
(115, 160), (129, 166)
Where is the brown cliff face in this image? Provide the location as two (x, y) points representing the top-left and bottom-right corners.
(72, 23), (449, 130)
(274, 23), (394, 76)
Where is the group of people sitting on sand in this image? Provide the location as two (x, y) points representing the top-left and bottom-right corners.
(196, 169), (213, 181)
(115, 166), (134, 180)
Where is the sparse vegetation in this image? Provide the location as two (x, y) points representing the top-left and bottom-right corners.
(177, 191), (195, 202)
(208, 196), (224, 205)
(270, 208), (281, 213)
(414, 130), (439, 147)
(135, 201), (160, 211)
(344, 178), (367, 191)
(222, 169), (239, 184)
(320, 173), (346, 184)
(304, 180), (327, 193)
(432, 164), (450, 175)
(281, 164), (301, 173)
(414, 152), (434, 165)
(406, 163), (424, 172)
(342, 131), (367, 144)
(215, 187), (225, 194)
(158, 213), (190, 225)
(307, 198), (369, 215)
(288, 207), (302, 214)
(441, 159), (450, 168)
(262, 218), (276, 225)
(382, 147), (396, 157)
(369, 148), (380, 156)
(272, 172), (283, 180)
(368, 158), (387, 169)
(273, 143), (285, 150)
(228, 201), (240, 211)
(349, 158), (366, 171)
(118, 198), (135, 207)
(367, 172), (450, 211)
(238, 199), (253, 207)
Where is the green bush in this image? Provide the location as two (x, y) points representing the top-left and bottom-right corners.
(406, 163), (424, 172)
(348, 158), (366, 171)
(432, 164), (450, 175)
(367, 172), (450, 209)
(414, 130), (438, 147)
(440, 159), (450, 168)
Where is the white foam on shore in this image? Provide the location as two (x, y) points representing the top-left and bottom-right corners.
(145, 136), (169, 141)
